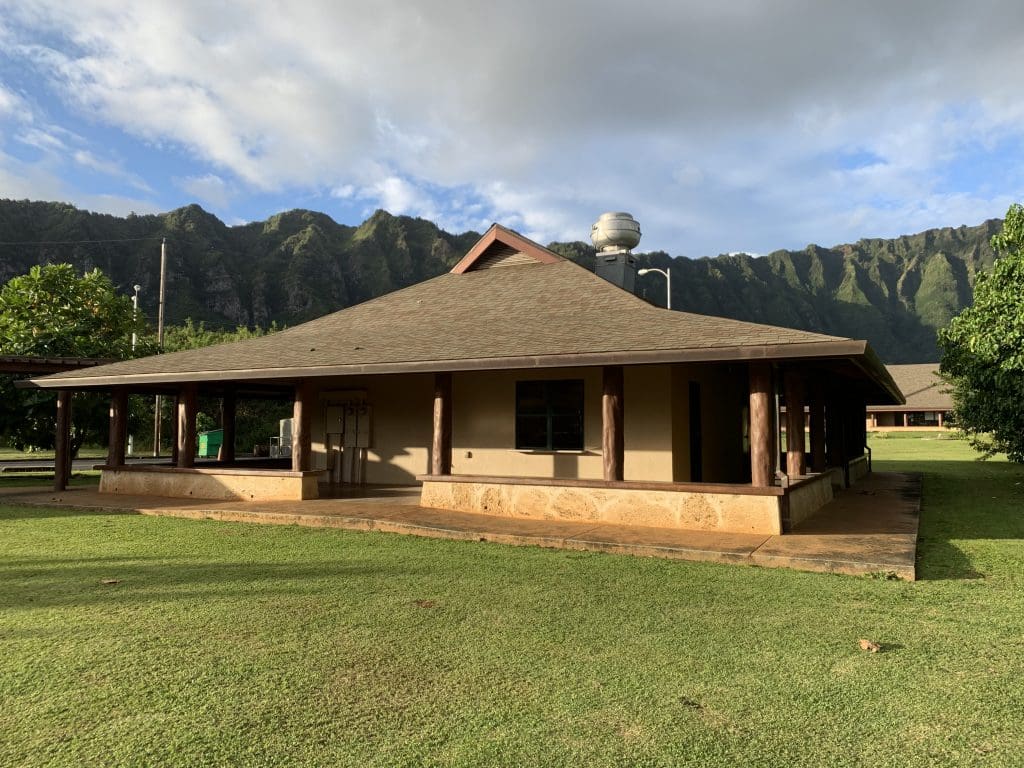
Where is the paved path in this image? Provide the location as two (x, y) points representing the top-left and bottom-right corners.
(0, 472), (920, 579)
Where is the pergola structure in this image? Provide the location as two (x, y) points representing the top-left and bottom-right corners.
(1, 356), (114, 491)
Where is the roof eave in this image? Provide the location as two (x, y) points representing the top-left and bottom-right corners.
(850, 344), (905, 405)
(22, 339), (870, 390)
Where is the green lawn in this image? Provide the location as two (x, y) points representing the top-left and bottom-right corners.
(0, 472), (100, 488)
(0, 446), (108, 460)
(2, 436), (1023, 767)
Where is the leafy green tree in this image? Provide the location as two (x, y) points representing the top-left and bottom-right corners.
(939, 203), (1024, 460)
(159, 319), (290, 454)
(162, 318), (280, 352)
(0, 264), (152, 454)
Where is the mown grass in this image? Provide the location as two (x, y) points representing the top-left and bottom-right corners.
(1, 436), (1023, 767)
(0, 446), (108, 460)
(0, 472), (100, 488)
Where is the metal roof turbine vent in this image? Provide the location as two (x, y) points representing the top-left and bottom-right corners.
(591, 212), (642, 292)
(591, 212), (642, 253)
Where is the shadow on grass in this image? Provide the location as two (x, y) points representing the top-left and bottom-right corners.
(876, 458), (1024, 581)
(0, 558), (408, 610)
(0, 505), (136, 520)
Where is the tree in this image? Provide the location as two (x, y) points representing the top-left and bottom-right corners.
(160, 319), (290, 453)
(938, 203), (1024, 460)
(0, 264), (152, 454)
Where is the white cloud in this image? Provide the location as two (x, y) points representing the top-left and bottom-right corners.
(0, 83), (30, 122)
(0, 146), (160, 215)
(1, 0), (1023, 252)
(73, 149), (153, 192)
(176, 173), (232, 209)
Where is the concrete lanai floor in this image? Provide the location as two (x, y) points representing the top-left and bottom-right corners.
(0, 472), (920, 580)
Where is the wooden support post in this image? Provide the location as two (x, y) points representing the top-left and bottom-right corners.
(938, 411), (944, 428)
(107, 389), (128, 467)
(809, 384), (826, 473)
(903, 412), (909, 428)
(54, 390), (71, 491)
(431, 373), (453, 475)
(749, 363), (774, 487)
(170, 395), (180, 466)
(177, 385), (197, 469)
(292, 380), (313, 472)
(602, 366), (624, 481)
(785, 372), (806, 477)
(220, 391), (236, 463)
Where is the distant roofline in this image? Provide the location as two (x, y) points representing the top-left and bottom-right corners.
(0, 355), (116, 374)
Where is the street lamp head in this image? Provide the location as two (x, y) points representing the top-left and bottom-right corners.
(637, 268), (651, 276)
(133, 284), (142, 293)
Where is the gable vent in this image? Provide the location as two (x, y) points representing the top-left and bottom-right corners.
(471, 243), (538, 269)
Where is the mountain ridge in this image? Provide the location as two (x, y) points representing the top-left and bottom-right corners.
(0, 199), (1001, 362)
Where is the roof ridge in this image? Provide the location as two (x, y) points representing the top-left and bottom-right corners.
(450, 224), (563, 273)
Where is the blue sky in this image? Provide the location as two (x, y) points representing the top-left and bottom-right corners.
(1, 0), (1023, 256)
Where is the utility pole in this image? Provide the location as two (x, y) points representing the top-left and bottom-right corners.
(153, 238), (167, 457)
(131, 284), (141, 351)
(129, 284), (141, 458)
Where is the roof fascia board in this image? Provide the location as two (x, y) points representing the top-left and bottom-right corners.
(22, 339), (869, 389)
(849, 345), (905, 405)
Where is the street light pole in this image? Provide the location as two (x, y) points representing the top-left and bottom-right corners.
(131, 284), (141, 351)
(637, 267), (672, 310)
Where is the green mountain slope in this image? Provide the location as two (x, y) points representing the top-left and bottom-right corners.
(0, 199), (1001, 362)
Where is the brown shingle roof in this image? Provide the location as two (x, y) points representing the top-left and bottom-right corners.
(28, 226), (898, 403)
(871, 364), (952, 411)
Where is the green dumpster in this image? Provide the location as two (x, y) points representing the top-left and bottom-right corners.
(197, 428), (224, 458)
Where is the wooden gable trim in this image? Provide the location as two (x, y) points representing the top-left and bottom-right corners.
(450, 224), (563, 274)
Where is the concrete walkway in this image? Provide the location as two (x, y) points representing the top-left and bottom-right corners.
(0, 472), (920, 579)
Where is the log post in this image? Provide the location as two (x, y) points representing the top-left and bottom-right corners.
(809, 382), (826, 473)
(431, 373), (453, 475)
(177, 385), (197, 468)
(107, 388), (128, 467)
(170, 395), (180, 466)
(749, 362), (774, 487)
(54, 390), (72, 491)
(292, 380), (313, 472)
(602, 366), (624, 481)
(785, 371), (806, 477)
(220, 390), (236, 463)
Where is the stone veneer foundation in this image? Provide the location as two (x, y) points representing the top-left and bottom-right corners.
(420, 474), (838, 535)
(98, 465), (322, 501)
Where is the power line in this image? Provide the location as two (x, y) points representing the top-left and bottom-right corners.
(0, 236), (168, 246)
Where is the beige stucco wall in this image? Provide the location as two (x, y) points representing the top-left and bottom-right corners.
(306, 363), (751, 487)
(450, 367), (606, 479)
(670, 363), (749, 483)
(785, 473), (834, 528)
(848, 454), (870, 485)
(623, 365), (675, 481)
(311, 374), (433, 485)
(99, 468), (319, 501)
(670, 366), (692, 482)
(421, 479), (783, 535)
(449, 365), (693, 482)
